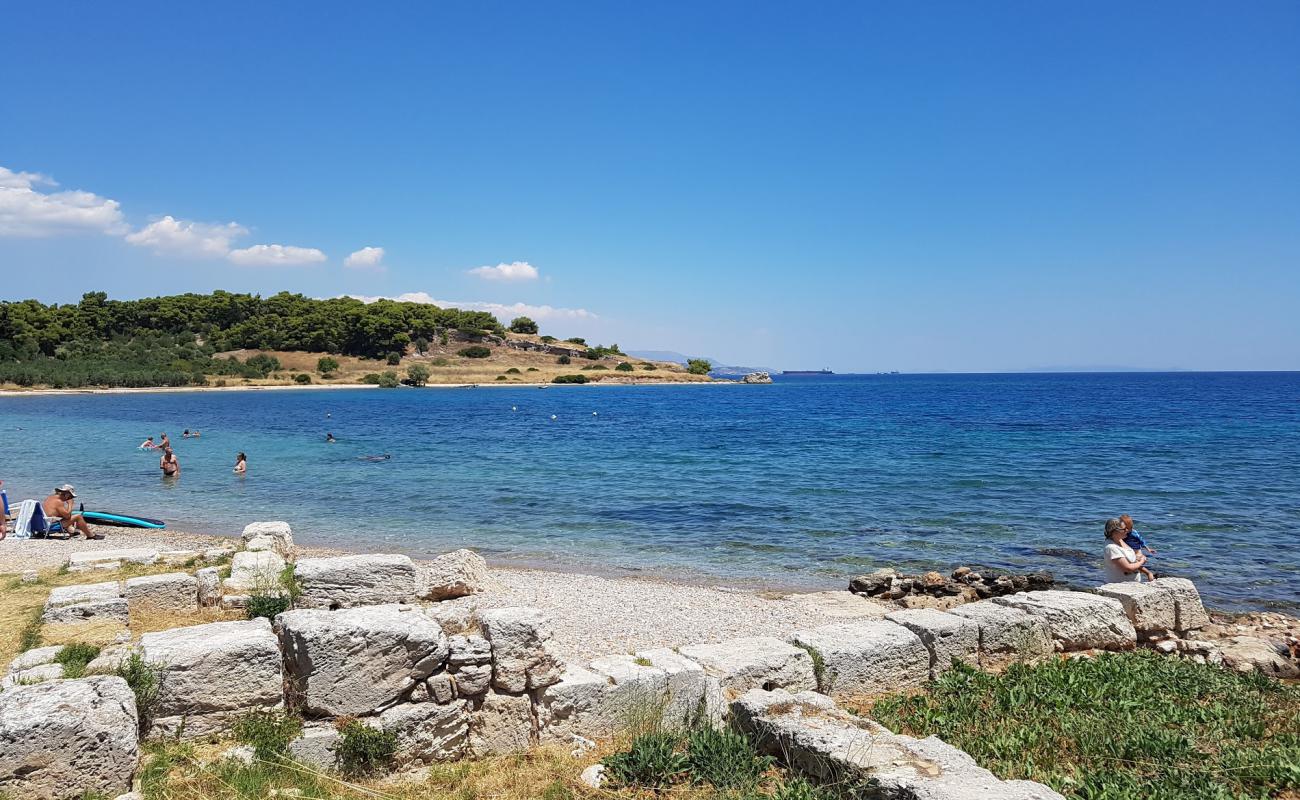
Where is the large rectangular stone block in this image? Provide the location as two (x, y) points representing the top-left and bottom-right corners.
(948, 600), (1054, 659)
(124, 572), (198, 612)
(789, 620), (928, 697)
(1151, 578), (1210, 631)
(1096, 582), (1176, 635)
(678, 637), (816, 702)
(885, 608), (980, 678)
(293, 554), (419, 609)
(993, 591), (1136, 651)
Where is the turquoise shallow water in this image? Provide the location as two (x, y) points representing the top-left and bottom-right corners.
(1, 372), (1297, 612)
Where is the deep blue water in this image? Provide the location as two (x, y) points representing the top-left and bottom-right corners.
(1, 373), (1297, 612)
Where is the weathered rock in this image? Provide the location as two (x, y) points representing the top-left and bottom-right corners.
(1096, 582), (1177, 635)
(419, 549), (489, 600)
(8, 645), (63, 674)
(635, 647), (711, 729)
(426, 602), (479, 635)
(0, 676), (139, 800)
(42, 594), (129, 626)
(478, 607), (565, 692)
(790, 621), (929, 696)
(535, 666), (618, 745)
(277, 604), (448, 717)
(141, 618), (283, 737)
(293, 554), (419, 609)
(886, 608), (980, 678)
(731, 688), (1063, 800)
(428, 672), (456, 704)
(241, 521), (294, 555)
(467, 690), (534, 756)
(196, 567), (222, 607)
(448, 634), (492, 667)
(287, 722), (341, 771)
(203, 546), (236, 562)
(243, 534), (279, 553)
(994, 591), (1136, 651)
(21, 570), (39, 584)
(678, 637), (816, 709)
(740, 371), (773, 384)
(580, 763), (606, 788)
(45, 581), (122, 608)
(949, 601), (1054, 659)
(224, 550), (286, 594)
(67, 548), (158, 571)
(85, 645), (133, 675)
(379, 700), (470, 765)
(1151, 578), (1210, 632)
(848, 568), (897, 596)
(1217, 636), (1299, 678)
(3, 663), (65, 688)
(124, 572), (198, 611)
(220, 594), (250, 610)
(453, 664), (491, 696)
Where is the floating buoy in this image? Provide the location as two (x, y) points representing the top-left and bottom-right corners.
(592, 412), (598, 416)
(551, 415), (557, 420)
(512, 406), (517, 411)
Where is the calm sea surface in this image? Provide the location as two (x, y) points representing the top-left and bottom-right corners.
(1, 373), (1296, 612)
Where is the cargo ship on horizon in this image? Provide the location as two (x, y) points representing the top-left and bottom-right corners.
(782, 368), (834, 375)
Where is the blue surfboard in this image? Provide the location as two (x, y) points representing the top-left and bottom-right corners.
(81, 511), (166, 529)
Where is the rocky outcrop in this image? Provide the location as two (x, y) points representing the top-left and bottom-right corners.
(0, 676), (139, 800)
(293, 554), (420, 609)
(851, 566), (1054, 604)
(1217, 636), (1299, 678)
(739, 372), (772, 384)
(277, 604), (448, 717)
(140, 618), (284, 737)
(124, 572), (198, 611)
(790, 620), (929, 695)
(994, 591), (1136, 651)
(419, 549), (488, 600)
(478, 607), (565, 693)
(241, 521), (294, 556)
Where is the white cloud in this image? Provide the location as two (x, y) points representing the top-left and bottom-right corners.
(344, 246), (385, 270)
(125, 215), (248, 258)
(228, 243), (327, 266)
(0, 165), (127, 237)
(346, 292), (597, 321)
(467, 261), (539, 282)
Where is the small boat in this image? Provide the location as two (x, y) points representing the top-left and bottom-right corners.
(80, 510), (166, 529)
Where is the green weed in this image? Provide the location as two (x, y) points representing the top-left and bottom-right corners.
(54, 642), (102, 678)
(685, 727), (773, 788)
(232, 709), (303, 761)
(335, 718), (397, 776)
(603, 730), (688, 788)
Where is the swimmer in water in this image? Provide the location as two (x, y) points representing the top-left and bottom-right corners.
(139, 436), (157, 450)
(357, 454), (392, 462)
(326, 433), (336, 443)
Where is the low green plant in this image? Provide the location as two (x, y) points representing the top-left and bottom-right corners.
(431, 357), (449, 366)
(794, 642), (831, 693)
(527, 367), (539, 371)
(642, 363), (658, 370)
(55, 642), (102, 679)
(336, 718), (398, 775)
(116, 653), (162, 733)
(580, 364), (608, 371)
(18, 606), (43, 651)
(495, 375), (508, 381)
(458, 345), (491, 359)
(556, 355), (571, 365)
(603, 730), (688, 788)
(551, 374), (588, 384)
(685, 727), (773, 788)
(869, 652), (1300, 800)
(245, 594), (290, 620)
(616, 361), (634, 372)
(361, 372), (381, 384)
(378, 370), (400, 388)
(293, 373), (311, 384)
(386, 351), (401, 365)
(232, 709), (303, 761)
(505, 367), (521, 374)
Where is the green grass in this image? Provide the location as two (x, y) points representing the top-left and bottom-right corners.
(17, 607), (43, 652)
(335, 719), (398, 776)
(232, 709), (303, 761)
(116, 652), (163, 733)
(867, 651), (1300, 800)
(54, 642), (102, 678)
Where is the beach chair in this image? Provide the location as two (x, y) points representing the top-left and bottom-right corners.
(9, 499), (65, 540)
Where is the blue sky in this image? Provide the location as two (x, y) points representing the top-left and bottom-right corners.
(2, 1), (1297, 371)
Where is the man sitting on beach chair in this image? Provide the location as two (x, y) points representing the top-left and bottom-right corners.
(42, 484), (96, 539)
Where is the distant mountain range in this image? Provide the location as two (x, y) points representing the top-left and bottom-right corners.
(626, 350), (776, 376)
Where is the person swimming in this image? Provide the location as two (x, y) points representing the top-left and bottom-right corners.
(357, 454), (392, 462)
(139, 436), (157, 450)
(326, 433), (336, 443)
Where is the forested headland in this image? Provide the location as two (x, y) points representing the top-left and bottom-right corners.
(0, 291), (505, 388)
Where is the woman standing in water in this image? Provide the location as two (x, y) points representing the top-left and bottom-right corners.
(233, 452), (247, 475)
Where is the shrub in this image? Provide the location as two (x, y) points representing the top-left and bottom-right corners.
(604, 731), (688, 788)
(581, 364), (608, 371)
(458, 346), (491, 359)
(316, 356), (339, 376)
(687, 358), (711, 375)
(117, 653), (162, 733)
(431, 357), (449, 366)
(505, 367), (521, 374)
(406, 364), (431, 386)
(336, 718), (397, 776)
(565, 337), (586, 345)
(556, 355), (571, 365)
(508, 316), (539, 334)
(642, 364), (658, 371)
(214, 378), (228, 387)
(246, 594), (290, 620)
(377, 371), (400, 388)
(245, 352), (282, 377)
(552, 374), (589, 384)
(527, 367), (538, 371)
(495, 375), (508, 381)
(385, 351), (401, 365)
(685, 728), (772, 788)
(616, 361), (634, 372)
(55, 643), (102, 679)
(540, 335), (557, 343)
(361, 372), (381, 384)
(233, 709), (302, 761)
(413, 336), (429, 354)
(293, 373), (311, 384)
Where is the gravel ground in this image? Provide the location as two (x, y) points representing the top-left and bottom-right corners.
(1, 526), (890, 661)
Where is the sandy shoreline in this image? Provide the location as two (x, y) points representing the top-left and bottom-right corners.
(0, 525), (890, 660)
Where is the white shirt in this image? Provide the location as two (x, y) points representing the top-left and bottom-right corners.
(1103, 542), (1141, 583)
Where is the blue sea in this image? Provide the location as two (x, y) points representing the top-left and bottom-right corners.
(1, 373), (1297, 612)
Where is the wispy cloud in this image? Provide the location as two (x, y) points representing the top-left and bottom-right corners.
(228, 244), (327, 266)
(347, 292), (597, 321)
(0, 166), (127, 237)
(344, 246), (385, 270)
(467, 261), (539, 282)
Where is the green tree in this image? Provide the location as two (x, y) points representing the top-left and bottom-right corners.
(687, 358), (711, 375)
(386, 351), (401, 365)
(377, 371), (400, 388)
(406, 364), (431, 386)
(316, 356), (340, 376)
(508, 316), (539, 334)
(616, 361), (634, 372)
(413, 336), (429, 354)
